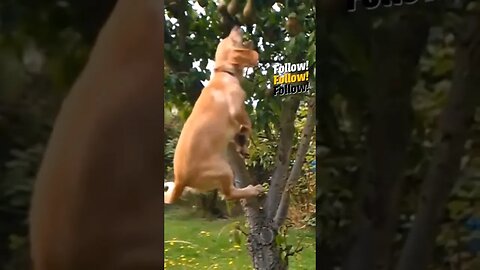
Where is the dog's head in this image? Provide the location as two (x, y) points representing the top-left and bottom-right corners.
(214, 26), (259, 71)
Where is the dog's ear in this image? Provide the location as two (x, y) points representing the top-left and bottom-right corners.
(229, 48), (259, 67)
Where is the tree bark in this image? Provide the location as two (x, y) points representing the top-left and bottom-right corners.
(395, 13), (480, 270)
(344, 11), (430, 270)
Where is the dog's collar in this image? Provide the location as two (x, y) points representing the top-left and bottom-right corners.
(214, 66), (237, 77)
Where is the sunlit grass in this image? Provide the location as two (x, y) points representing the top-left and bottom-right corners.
(164, 207), (315, 269)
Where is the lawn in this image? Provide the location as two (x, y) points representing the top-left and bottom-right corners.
(164, 207), (315, 269)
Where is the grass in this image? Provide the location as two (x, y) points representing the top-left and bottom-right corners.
(164, 206), (315, 269)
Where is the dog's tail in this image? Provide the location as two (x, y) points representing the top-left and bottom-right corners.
(164, 181), (201, 203)
(164, 181), (185, 204)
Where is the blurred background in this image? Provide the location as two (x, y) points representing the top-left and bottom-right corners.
(0, 1), (116, 269)
(317, 1), (480, 270)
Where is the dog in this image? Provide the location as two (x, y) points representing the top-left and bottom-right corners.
(164, 26), (264, 204)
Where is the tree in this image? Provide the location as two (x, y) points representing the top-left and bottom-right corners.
(228, 96), (315, 269)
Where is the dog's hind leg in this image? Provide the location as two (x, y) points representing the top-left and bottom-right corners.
(198, 160), (264, 200)
(223, 183), (264, 200)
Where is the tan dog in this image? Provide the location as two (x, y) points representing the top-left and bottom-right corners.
(164, 26), (264, 204)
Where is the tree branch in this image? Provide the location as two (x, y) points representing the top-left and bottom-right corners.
(273, 96), (316, 229)
(264, 96), (301, 220)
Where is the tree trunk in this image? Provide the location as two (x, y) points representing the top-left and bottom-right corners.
(395, 13), (480, 270)
(344, 11), (430, 270)
(227, 96), (315, 270)
(227, 144), (287, 270)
